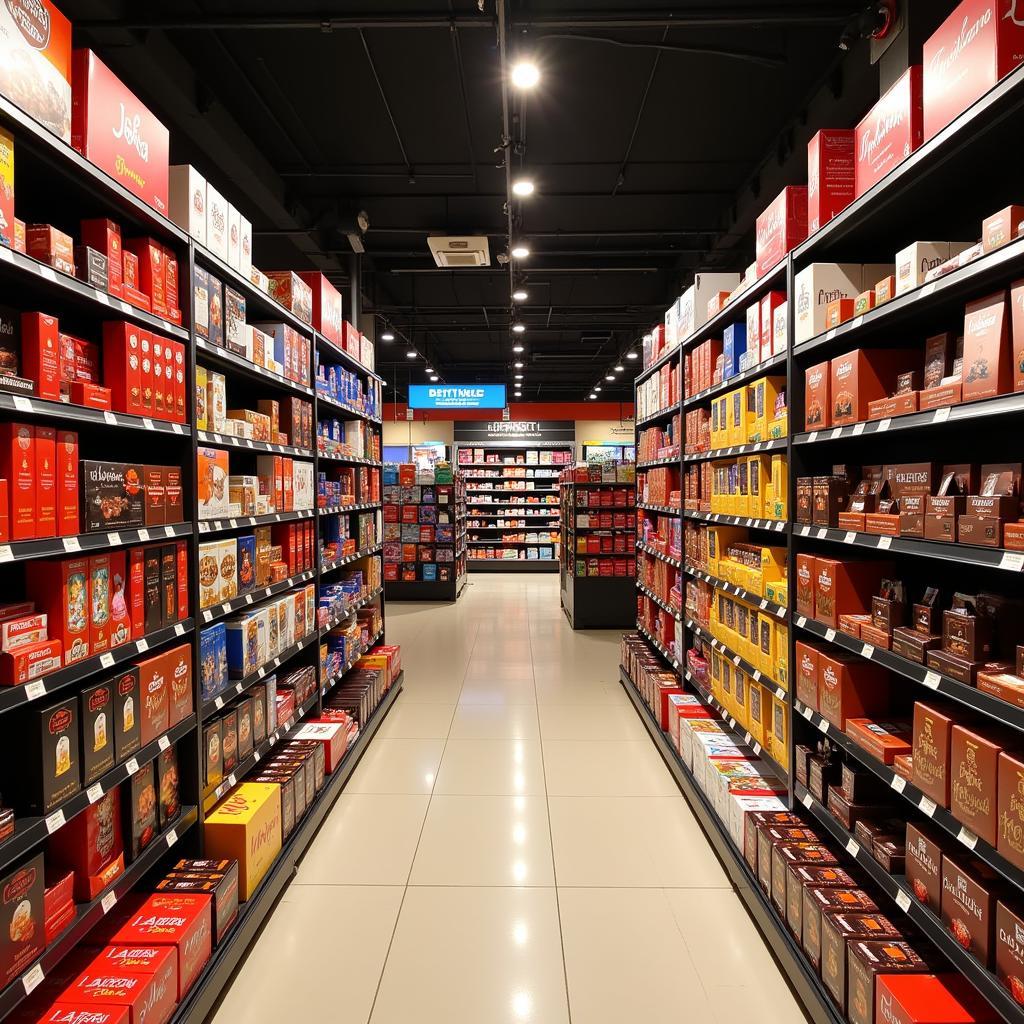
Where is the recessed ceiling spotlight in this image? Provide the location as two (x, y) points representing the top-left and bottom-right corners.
(512, 323), (526, 334)
(626, 350), (639, 360)
(381, 380), (387, 387)
(514, 374), (523, 380)
(605, 374), (615, 381)
(430, 375), (439, 382)
(511, 61), (540, 89)
(514, 361), (524, 369)
(514, 391), (522, 398)
(512, 179), (535, 197)
(512, 344), (525, 354)
(614, 364), (624, 372)
(380, 330), (395, 342)
(512, 289), (528, 302)
(425, 367), (434, 374)
(594, 385), (602, 392)
(406, 350), (417, 359)
(510, 245), (530, 260)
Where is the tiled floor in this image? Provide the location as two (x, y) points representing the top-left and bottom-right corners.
(210, 574), (808, 1024)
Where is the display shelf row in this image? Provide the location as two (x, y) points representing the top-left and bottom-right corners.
(636, 455), (681, 469)
(196, 337), (314, 398)
(0, 522), (193, 566)
(319, 502), (379, 516)
(637, 502), (678, 515)
(0, 619), (194, 716)
(683, 437), (787, 463)
(201, 631), (319, 721)
(635, 403), (681, 430)
(321, 542), (384, 575)
(636, 622), (681, 672)
(319, 587), (384, 636)
(684, 566), (788, 621)
(321, 628), (386, 694)
(196, 430), (312, 458)
(685, 617), (783, 692)
(636, 542), (682, 567)
(684, 510), (787, 533)
(636, 582), (681, 622)
(795, 782), (1024, 1024)
(314, 331), (384, 385)
(198, 509), (314, 535)
(314, 390), (382, 425)
(201, 571), (317, 624)
(0, 394), (191, 436)
(466, 487), (559, 494)
(316, 452), (382, 468)
(793, 523), (1024, 573)
(794, 613), (1024, 736)
(684, 351), (788, 408)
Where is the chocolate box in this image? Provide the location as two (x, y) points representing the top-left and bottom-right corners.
(876, 973), (999, 1023)
(807, 129), (855, 233)
(814, 557), (887, 629)
(48, 787), (124, 900)
(137, 651), (168, 746)
(831, 349), (914, 426)
(4, 695), (80, 813)
(818, 651), (888, 730)
(846, 718), (913, 765)
(805, 361), (831, 430)
(203, 720), (222, 790)
(950, 723), (1007, 845)
(855, 66), (923, 198)
(942, 848), (1003, 966)
(996, 899), (1024, 1009)
(80, 461), (145, 533)
(912, 700), (956, 806)
(822, 912), (903, 1009)
(0, 852), (44, 986)
(157, 744), (179, 828)
(846, 940), (930, 1024)
(906, 821), (944, 913)
(80, 678), (114, 784)
(124, 759), (158, 858)
(159, 864), (238, 949)
(204, 782), (282, 900)
(113, 667), (141, 762)
(755, 185), (807, 278)
(998, 751), (1024, 871)
(963, 291), (1012, 403)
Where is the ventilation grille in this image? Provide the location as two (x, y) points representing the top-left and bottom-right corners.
(427, 235), (490, 268)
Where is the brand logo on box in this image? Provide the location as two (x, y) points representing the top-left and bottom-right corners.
(112, 102), (150, 162)
(5, 0), (52, 48)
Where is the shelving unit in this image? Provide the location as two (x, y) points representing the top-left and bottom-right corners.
(457, 441), (571, 571)
(0, 85), (402, 1024)
(621, 59), (1024, 1024)
(559, 466), (637, 628)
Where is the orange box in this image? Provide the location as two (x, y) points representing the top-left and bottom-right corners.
(137, 649), (169, 745)
(813, 557), (887, 629)
(982, 205), (1024, 254)
(795, 553), (816, 619)
(795, 640), (822, 710)
(0, 423), (35, 540)
(962, 291), (1012, 403)
(28, 557), (90, 664)
(804, 361), (831, 430)
(817, 651), (888, 730)
(21, 312), (61, 401)
(825, 298), (855, 329)
(830, 349), (913, 426)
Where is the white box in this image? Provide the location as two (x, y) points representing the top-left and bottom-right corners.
(218, 539), (238, 602)
(228, 204), (241, 271)
(745, 302), (761, 360)
(793, 263), (863, 344)
(206, 183), (229, 262)
(728, 793), (788, 850)
(293, 461), (314, 510)
(677, 272), (742, 340)
(663, 300), (678, 349)
(772, 301), (788, 355)
(895, 242), (972, 296)
(168, 165), (206, 245)
(239, 215), (253, 280)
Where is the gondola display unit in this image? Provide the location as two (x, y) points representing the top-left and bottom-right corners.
(624, 56), (1024, 1024)
(559, 463), (637, 628)
(0, 51), (403, 1024)
(456, 419), (573, 573)
(383, 462), (467, 601)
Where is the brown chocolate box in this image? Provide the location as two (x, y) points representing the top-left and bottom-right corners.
(906, 821), (944, 913)
(998, 751), (1024, 871)
(846, 940), (930, 1024)
(912, 700), (956, 806)
(996, 900), (1024, 1007)
(950, 722), (1013, 846)
(796, 867), (860, 968)
(817, 650), (888, 730)
(941, 848), (1003, 967)
(821, 912), (903, 1009)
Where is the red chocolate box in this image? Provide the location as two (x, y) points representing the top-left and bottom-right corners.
(55, 963), (176, 1024)
(755, 185), (807, 279)
(855, 65), (923, 198)
(87, 945), (177, 1000)
(831, 349), (915, 426)
(807, 129), (855, 234)
(876, 973), (998, 1023)
(48, 788), (124, 900)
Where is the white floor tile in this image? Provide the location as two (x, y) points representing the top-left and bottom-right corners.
(433, 738), (547, 795)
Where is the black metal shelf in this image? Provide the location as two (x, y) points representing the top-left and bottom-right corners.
(315, 331), (384, 384)
(316, 450), (382, 467)
(319, 587), (384, 636)
(467, 487), (559, 494)
(201, 631), (319, 720)
(619, 670), (842, 1024)
(0, 807), (197, 1020)
(685, 617), (783, 692)
(636, 455), (681, 469)
(637, 502), (678, 515)
(469, 539), (558, 545)
(795, 782), (1024, 1024)
(321, 543), (384, 575)
(685, 566), (788, 621)
(200, 571), (316, 624)
(636, 582), (682, 622)
(0, 715), (196, 875)
(195, 429), (313, 458)
(795, 614), (1024, 736)
(793, 696), (1024, 894)
(0, 394), (190, 435)
(196, 337), (315, 397)
(314, 390), (382, 425)
(170, 679), (402, 1024)
(683, 351), (788, 408)
(321, 629), (386, 692)
(792, 522), (1024, 574)
(684, 510), (788, 534)
(635, 622), (681, 672)
(684, 437), (787, 463)
(636, 543), (682, 568)
(318, 502), (379, 516)
(198, 509), (314, 535)
(635, 403), (681, 429)
(0, 619), (194, 716)
(0, 522), (192, 566)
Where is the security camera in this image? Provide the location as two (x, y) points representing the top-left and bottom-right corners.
(839, 1), (894, 50)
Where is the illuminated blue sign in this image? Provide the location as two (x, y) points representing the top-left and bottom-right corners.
(408, 384), (507, 409)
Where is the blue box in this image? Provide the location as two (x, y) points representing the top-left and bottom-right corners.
(422, 564), (437, 581)
(200, 623), (229, 701)
(237, 534), (257, 593)
(722, 322), (748, 379)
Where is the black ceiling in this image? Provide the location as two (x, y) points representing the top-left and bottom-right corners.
(68, 0), (870, 402)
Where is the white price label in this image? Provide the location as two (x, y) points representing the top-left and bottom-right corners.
(852, 422), (865, 436)
(923, 671), (941, 690)
(107, 531), (122, 546)
(802, 705), (813, 720)
(24, 680), (46, 701)
(846, 838), (860, 857)
(158, 734), (171, 752)
(174, 623), (186, 636)
(817, 527), (827, 539)
(13, 395), (33, 413)
(877, 536), (892, 549)
(228, 773), (237, 787)
(136, 638), (149, 653)
(215, 696), (224, 710)
(138, 529), (149, 541)
(891, 774), (907, 794)
(202, 610), (212, 623)
(96, 291), (110, 305)
(101, 891), (117, 915)
(253, 750), (260, 763)
(878, 418), (891, 432)
(825, 629), (836, 642)
(776, 688), (786, 702)
(895, 890), (912, 913)
(143, 418), (154, 430)
(799, 525), (810, 537)
(802, 792), (813, 808)
(844, 531), (856, 544)
(87, 782), (104, 803)
(229, 519), (238, 529)
(164, 525), (175, 537)
(797, 616), (807, 628)
(831, 427), (843, 440)
(0, 546), (12, 563)
(274, 657), (282, 667)
(861, 644), (875, 659)
(919, 795), (937, 817)
(22, 964), (44, 995)
(922, 282), (936, 298)
(933, 407), (951, 424)
(39, 265), (57, 282)
(99, 652), (115, 669)
(1000, 552), (1024, 571)
(45, 809), (66, 834)
(957, 826), (979, 850)
(125, 757), (139, 776)
(818, 718), (830, 734)
(62, 536), (81, 552)
(221, 602), (231, 614)
(808, 431), (818, 444)
(166, 828), (178, 847)
(245, 595), (254, 605)
(744, 732), (752, 744)
(733, 655), (741, 666)
(759, 598), (768, 610)
(172, 422), (184, 434)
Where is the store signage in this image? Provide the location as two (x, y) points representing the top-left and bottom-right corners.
(454, 419), (575, 443)
(408, 384), (507, 409)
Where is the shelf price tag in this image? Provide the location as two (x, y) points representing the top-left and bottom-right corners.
(802, 792), (813, 809)
(214, 697), (224, 710)
(877, 536), (892, 550)
(923, 671), (941, 690)
(831, 427), (843, 440)
(808, 431), (818, 444)
(1000, 552), (1024, 571)
(87, 782), (104, 803)
(878, 418), (891, 432)
(919, 795), (937, 817)
(797, 616), (807, 629)
(101, 891), (118, 915)
(166, 828), (178, 847)
(22, 964), (44, 996)
(861, 644), (875, 660)
(107, 532), (121, 547)
(125, 757), (139, 776)
(143, 418), (154, 430)
(844, 532), (856, 544)
(895, 890), (912, 913)
(45, 809), (66, 834)
(825, 629), (836, 642)
(104, 411), (118, 426)
(137, 529), (149, 541)
(158, 735), (171, 752)
(932, 407), (951, 424)
(62, 536), (81, 553)
(890, 775), (906, 794)
(957, 826), (979, 850)
(24, 680), (46, 701)
(100, 652), (115, 669)
(846, 838), (860, 857)
(0, 545), (12, 563)
(136, 639), (149, 653)
(13, 396), (33, 413)
(174, 623), (186, 636)
(852, 422), (865, 436)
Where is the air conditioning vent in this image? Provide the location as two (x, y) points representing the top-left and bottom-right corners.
(428, 235), (491, 268)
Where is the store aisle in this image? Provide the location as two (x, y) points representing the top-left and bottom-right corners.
(210, 575), (807, 1024)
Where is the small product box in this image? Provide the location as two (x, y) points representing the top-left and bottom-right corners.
(0, 852), (45, 986)
(168, 164), (207, 245)
(204, 782), (283, 900)
(807, 129), (855, 233)
(4, 695), (81, 813)
(854, 65), (923, 198)
(755, 185), (807, 278)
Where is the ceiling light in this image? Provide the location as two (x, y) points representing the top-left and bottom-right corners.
(510, 245), (530, 260)
(626, 350), (639, 360)
(514, 374), (523, 380)
(511, 61), (540, 89)
(512, 289), (528, 302)
(512, 323), (526, 334)
(614, 364), (624, 372)
(425, 367), (434, 374)
(430, 375), (439, 382)
(514, 361), (524, 369)
(381, 380), (387, 387)
(514, 391), (522, 398)
(512, 179), (534, 197)
(589, 393), (597, 400)
(512, 344), (525, 354)
(380, 330), (395, 342)
(594, 385), (602, 392)
(605, 374), (615, 381)
(406, 350), (417, 359)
